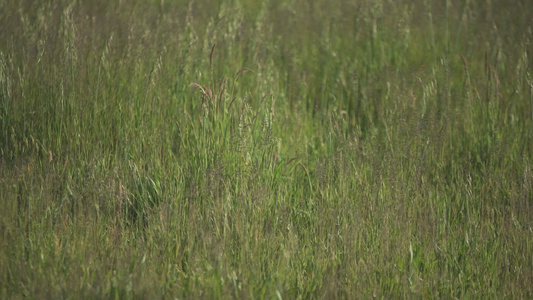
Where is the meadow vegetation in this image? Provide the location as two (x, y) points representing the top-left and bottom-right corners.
(1, 0), (532, 298)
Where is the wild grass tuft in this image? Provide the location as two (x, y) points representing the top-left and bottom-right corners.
(1, 0), (532, 298)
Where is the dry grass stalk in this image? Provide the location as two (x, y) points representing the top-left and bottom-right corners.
(235, 68), (255, 80)
(285, 157), (299, 166)
(209, 44), (216, 71)
(298, 161), (309, 177)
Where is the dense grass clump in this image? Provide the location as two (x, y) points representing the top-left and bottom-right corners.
(1, 0), (532, 298)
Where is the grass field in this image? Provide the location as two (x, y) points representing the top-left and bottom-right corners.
(1, 0), (532, 298)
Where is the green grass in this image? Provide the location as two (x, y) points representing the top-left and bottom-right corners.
(1, 0), (532, 298)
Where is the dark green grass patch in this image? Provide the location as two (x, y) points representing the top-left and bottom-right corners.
(1, 0), (532, 298)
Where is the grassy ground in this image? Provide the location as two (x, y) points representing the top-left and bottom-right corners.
(1, 0), (532, 298)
